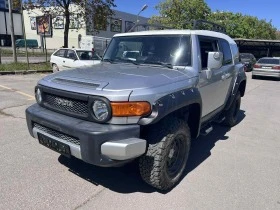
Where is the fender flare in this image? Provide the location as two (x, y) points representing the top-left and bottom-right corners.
(138, 88), (202, 127)
(225, 72), (246, 110)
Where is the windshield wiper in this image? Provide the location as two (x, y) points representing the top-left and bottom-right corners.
(102, 58), (115, 63)
(145, 61), (173, 69)
(124, 59), (140, 65)
(160, 62), (173, 69)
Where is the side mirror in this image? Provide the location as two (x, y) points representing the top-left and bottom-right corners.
(207, 52), (223, 70)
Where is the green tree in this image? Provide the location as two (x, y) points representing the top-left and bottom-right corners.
(209, 11), (277, 39)
(12, 0), (22, 10)
(276, 31), (280, 40)
(24, 0), (115, 48)
(149, 0), (211, 29)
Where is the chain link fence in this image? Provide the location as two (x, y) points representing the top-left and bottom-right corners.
(0, 47), (56, 65)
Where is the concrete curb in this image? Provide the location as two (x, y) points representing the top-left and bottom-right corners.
(0, 70), (52, 75)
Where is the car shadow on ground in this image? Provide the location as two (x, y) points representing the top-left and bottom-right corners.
(58, 110), (246, 194)
(252, 75), (280, 81)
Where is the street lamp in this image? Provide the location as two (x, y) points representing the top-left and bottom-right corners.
(136, 4), (148, 23)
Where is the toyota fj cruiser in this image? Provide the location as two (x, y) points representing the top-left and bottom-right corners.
(26, 22), (246, 190)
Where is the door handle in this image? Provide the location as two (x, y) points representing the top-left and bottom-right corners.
(63, 61), (65, 63)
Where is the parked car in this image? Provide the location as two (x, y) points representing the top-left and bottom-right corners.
(15, 39), (38, 48)
(26, 22), (246, 191)
(50, 48), (102, 72)
(240, 53), (256, 71)
(252, 57), (280, 79)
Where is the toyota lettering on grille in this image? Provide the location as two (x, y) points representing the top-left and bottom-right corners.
(54, 98), (74, 107)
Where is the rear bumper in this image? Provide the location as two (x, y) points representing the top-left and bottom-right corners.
(26, 104), (146, 167)
(252, 69), (280, 78)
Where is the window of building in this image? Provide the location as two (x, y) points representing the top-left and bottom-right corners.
(110, 18), (122, 32)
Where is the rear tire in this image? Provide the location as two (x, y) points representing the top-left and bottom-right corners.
(139, 118), (191, 191)
(223, 91), (241, 127)
(52, 64), (59, 73)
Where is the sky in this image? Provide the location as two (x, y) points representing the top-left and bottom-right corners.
(114, 0), (280, 30)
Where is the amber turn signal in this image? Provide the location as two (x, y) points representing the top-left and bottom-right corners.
(111, 102), (151, 117)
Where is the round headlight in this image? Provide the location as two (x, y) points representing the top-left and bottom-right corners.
(92, 100), (109, 121)
(35, 88), (42, 104)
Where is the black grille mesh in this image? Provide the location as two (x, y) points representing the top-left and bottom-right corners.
(34, 123), (80, 145)
(43, 93), (88, 115)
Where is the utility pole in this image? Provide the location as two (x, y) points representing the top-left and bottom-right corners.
(8, 0), (17, 63)
(21, 3), (30, 69)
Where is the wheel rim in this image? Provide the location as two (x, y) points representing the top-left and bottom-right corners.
(166, 134), (187, 179)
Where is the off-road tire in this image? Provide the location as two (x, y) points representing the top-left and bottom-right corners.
(139, 118), (191, 191)
(223, 91), (241, 127)
(52, 64), (59, 73)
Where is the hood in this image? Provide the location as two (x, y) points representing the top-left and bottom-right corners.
(40, 63), (191, 92)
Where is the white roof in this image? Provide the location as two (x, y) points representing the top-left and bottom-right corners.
(114, 30), (236, 45)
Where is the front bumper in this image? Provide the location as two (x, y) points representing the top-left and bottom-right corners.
(26, 104), (146, 167)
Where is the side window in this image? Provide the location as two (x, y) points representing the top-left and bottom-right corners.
(54, 49), (66, 57)
(220, 39), (233, 65)
(66, 50), (77, 60)
(199, 37), (219, 69)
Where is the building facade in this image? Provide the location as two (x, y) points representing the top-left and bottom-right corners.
(23, 6), (149, 49)
(0, 0), (8, 9)
(0, 7), (23, 46)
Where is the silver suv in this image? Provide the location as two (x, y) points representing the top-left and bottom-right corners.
(26, 25), (246, 190)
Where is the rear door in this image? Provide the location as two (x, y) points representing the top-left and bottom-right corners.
(63, 50), (78, 69)
(198, 36), (225, 117)
(51, 49), (67, 70)
(218, 39), (235, 105)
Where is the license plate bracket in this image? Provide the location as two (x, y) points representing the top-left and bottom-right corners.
(38, 133), (71, 157)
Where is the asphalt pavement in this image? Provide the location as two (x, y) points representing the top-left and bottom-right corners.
(0, 73), (279, 210)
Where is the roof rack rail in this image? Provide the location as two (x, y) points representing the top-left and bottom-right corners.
(127, 23), (172, 33)
(126, 20), (226, 34)
(191, 20), (226, 33)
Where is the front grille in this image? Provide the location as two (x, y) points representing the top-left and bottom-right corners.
(43, 93), (88, 115)
(34, 123), (80, 145)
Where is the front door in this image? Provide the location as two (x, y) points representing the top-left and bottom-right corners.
(198, 36), (223, 117)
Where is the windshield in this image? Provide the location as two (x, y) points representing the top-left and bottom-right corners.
(76, 51), (101, 60)
(103, 35), (191, 66)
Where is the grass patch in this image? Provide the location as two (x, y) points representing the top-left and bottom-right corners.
(0, 62), (51, 71)
(0, 49), (53, 57)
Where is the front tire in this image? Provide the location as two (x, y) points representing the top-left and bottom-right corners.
(223, 91), (241, 127)
(139, 118), (191, 191)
